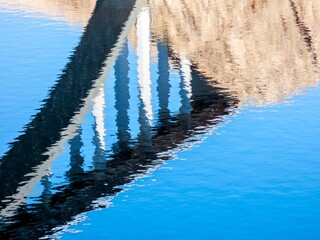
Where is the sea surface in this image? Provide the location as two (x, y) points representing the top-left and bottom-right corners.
(0, 0), (319, 239)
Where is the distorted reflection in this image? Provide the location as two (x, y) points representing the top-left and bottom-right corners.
(0, 0), (319, 239)
(150, 0), (320, 105)
(0, 0), (96, 27)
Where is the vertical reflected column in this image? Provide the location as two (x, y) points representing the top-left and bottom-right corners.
(113, 41), (131, 156)
(157, 42), (171, 123)
(67, 128), (84, 178)
(92, 84), (107, 171)
(40, 173), (52, 206)
(179, 56), (192, 115)
(137, 7), (153, 154)
(178, 56), (192, 131)
(92, 83), (107, 151)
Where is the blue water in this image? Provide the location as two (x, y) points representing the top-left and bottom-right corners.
(60, 87), (320, 240)
(0, 1), (320, 240)
(0, 10), (83, 156)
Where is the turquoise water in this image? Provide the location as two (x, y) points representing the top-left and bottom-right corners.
(0, 1), (320, 239)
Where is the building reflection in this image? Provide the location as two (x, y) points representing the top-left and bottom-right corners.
(1, 0), (319, 239)
(0, 0), (139, 231)
(0, 2), (235, 238)
(150, 0), (320, 105)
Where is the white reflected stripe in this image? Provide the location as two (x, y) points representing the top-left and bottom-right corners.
(180, 56), (192, 99)
(179, 56), (192, 115)
(137, 7), (153, 124)
(92, 84), (106, 150)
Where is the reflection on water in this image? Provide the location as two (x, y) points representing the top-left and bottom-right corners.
(0, 0), (319, 239)
(0, 0), (96, 27)
(151, 0), (320, 105)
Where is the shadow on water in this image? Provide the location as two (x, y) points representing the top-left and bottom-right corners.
(0, 0), (237, 239)
(0, 0), (137, 206)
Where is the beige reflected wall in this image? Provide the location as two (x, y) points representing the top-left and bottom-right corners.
(0, 0), (96, 27)
(1, 0), (319, 105)
(150, 0), (320, 105)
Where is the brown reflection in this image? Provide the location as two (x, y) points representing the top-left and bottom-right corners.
(150, 0), (320, 105)
(0, 0), (96, 27)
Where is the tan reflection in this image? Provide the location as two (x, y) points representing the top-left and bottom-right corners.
(0, 0), (96, 27)
(150, 0), (320, 105)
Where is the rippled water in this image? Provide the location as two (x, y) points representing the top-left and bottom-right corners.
(0, 0), (320, 239)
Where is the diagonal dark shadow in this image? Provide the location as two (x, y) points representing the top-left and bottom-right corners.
(0, 62), (237, 240)
(0, 2), (238, 239)
(0, 0), (137, 210)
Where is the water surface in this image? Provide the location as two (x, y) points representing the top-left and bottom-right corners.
(0, 0), (319, 239)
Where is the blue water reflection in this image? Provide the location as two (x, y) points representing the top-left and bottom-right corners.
(0, 0), (320, 239)
(0, 11), (83, 156)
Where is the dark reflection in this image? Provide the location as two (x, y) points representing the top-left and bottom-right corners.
(0, 56), (236, 240)
(0, 0), (136, 203)
(157, 42), (171, 123)
(112, 42), (132, 156)
(39, 174), (53, 207)
(67, 128), (84, 179)
(0, 1), (238, 239)
(0, 0), (137, 238)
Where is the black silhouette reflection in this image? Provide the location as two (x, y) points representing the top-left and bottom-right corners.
(0, 0), (137, 205)
(0, 1), (237, 239)
(157, 43), (171, 125)
(112, 42), (132, 157)
(0, 0), (137, 238)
